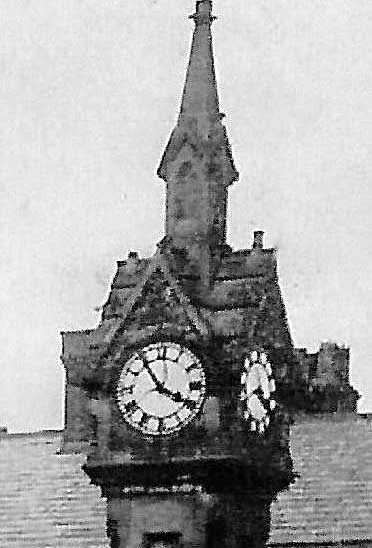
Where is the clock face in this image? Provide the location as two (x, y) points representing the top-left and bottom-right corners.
(240, 350), (276, 434)
(117, 342), (206, 436)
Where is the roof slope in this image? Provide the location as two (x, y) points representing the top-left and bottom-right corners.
(1, 416), (370, 546)
(0, 433), (108, 547)
(269, 414), (372, 545)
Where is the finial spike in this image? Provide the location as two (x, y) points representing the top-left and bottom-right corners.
(190, 0), (216, 24)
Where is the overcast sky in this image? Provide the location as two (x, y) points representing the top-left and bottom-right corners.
(1, 0), (371, 432)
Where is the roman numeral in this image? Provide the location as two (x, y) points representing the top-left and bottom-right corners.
(184, 399), (198, 410)
(173, 350), (187, 364)
(139, 413), (150, 428)
(120, 384), (135, 394)
(157, 418), (165, 434)
(124, 400), (138, 416)
(189, 380), (203, 391)
(157, 346), (167, 360)
(185, 362), (198, 372)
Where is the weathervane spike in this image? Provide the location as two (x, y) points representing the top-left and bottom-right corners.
(190, 0), (216, 24)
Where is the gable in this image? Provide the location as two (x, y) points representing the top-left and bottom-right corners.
(123, 266), (206, 336)
(100, 253), (209, 359)
(269, 414), (372, 545)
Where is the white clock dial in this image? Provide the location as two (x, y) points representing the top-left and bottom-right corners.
(117, 342), (206, 436)
(240, 350), (276, 434)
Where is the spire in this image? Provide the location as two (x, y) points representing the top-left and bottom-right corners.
(180, 0), (219, 133)
(158, 0), (238, 186)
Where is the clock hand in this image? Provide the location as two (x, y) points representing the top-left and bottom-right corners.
(159, 386), (197, 408)
(141, 359), (165, 391)
(140, 357), (197, 407)
(140, 357), (178, 396)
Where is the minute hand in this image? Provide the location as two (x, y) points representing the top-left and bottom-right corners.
(141, 363), (194, 406)
(141, 361), (165, 392)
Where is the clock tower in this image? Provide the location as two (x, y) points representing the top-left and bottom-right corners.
(61, 2), (297, 546)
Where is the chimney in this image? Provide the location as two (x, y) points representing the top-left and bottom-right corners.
(128, 251), (139, 260)
(124, 251), (140, 274)
(253, 231), (264, 250)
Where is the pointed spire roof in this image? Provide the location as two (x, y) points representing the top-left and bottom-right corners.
(158, 0), (238, 185)
(180, 0), (219, 134)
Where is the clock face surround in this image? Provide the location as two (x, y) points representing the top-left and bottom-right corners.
(117, 342), (206, 436)
(240, 350), (276, 434)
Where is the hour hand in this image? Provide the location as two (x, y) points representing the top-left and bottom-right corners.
(161, 387), (197, 408)
(142, 368), (185, 402)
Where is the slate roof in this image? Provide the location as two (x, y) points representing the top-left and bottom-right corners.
(269, 414), (372, 546)
(100, 248), (278, 322)
(0, 432), (108, 548)
(1, 415), (370, 546)
(62, 247), (285, 363)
